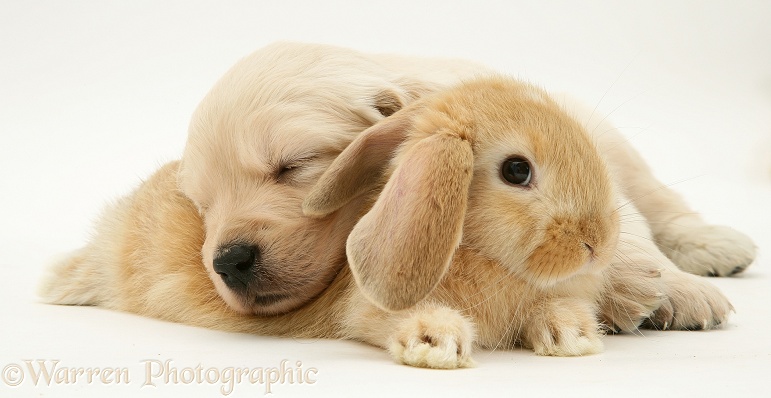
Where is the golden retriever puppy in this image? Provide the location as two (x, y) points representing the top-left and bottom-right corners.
(41, 160), (350, 336)
(40, 42), (486, 317)
(40, 75), (754, 370)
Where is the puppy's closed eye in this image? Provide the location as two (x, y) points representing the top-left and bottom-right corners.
(275, 155), (320, 183)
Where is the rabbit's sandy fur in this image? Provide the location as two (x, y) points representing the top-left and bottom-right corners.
(39, 46), (755, 369)
(305, 76), (746, 368)
(570, 98), (756, 278)
(566, 99), (753, 329)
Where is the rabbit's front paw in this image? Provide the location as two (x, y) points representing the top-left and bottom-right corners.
(524, 298), (603, 356)
(644, 269), (734, 330)
(388, 306), (475, 369)
(656, 224), (756, 276)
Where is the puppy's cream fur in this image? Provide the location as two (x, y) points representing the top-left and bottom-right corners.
(42, 160), (353, 337)
(41, 46), (756, 370)
(41, 42), (486, 316)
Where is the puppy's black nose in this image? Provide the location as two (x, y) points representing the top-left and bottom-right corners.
(213, 244), (259, 290)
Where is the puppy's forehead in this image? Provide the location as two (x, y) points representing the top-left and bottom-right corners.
(235, 106), (354, 173)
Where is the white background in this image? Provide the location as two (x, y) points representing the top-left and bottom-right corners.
(1, 1), (769, 397)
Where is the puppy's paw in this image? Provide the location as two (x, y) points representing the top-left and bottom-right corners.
(656, 224), (756, 276)
(643, 269), (734, 331)
(599, 263), (667, 333)
(388, 306), (475, 369)
(524, 298), (603, 356)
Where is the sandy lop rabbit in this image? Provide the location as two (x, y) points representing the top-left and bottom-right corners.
(303, 75), (741, 368)
(40, 69), (750, 371)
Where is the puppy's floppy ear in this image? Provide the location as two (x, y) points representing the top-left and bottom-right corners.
(354, 87), (409, 125)
(348, 132), (473, 311)
(303, 108), (417, 217)
(372, 88), (405, 117)
(372, 80), (449, 118)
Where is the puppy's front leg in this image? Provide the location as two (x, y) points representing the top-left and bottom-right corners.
(609, 205), (734, 330)
(594, 126), (756, 276)
(599, 198), (667, 332)
(645, 261), (735, 331)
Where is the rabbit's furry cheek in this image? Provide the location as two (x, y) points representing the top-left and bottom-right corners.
(455, 99), (621, 288)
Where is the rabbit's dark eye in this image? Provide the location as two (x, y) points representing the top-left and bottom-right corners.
(501, 157), (532, 186)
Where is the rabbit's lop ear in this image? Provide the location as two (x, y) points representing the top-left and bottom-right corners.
(348, 131), (474, 311)
(303, 109), (415, 218)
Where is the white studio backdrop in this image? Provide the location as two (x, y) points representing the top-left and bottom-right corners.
(1, 1), (769, 397)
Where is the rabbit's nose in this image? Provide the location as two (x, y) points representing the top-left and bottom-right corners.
(213, 244), (259, 291)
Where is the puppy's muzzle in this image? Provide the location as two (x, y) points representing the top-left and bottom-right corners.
(213, 243), (259, 291)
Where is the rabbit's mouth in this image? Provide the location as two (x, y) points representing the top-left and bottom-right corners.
(520, 212), (619, 287)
